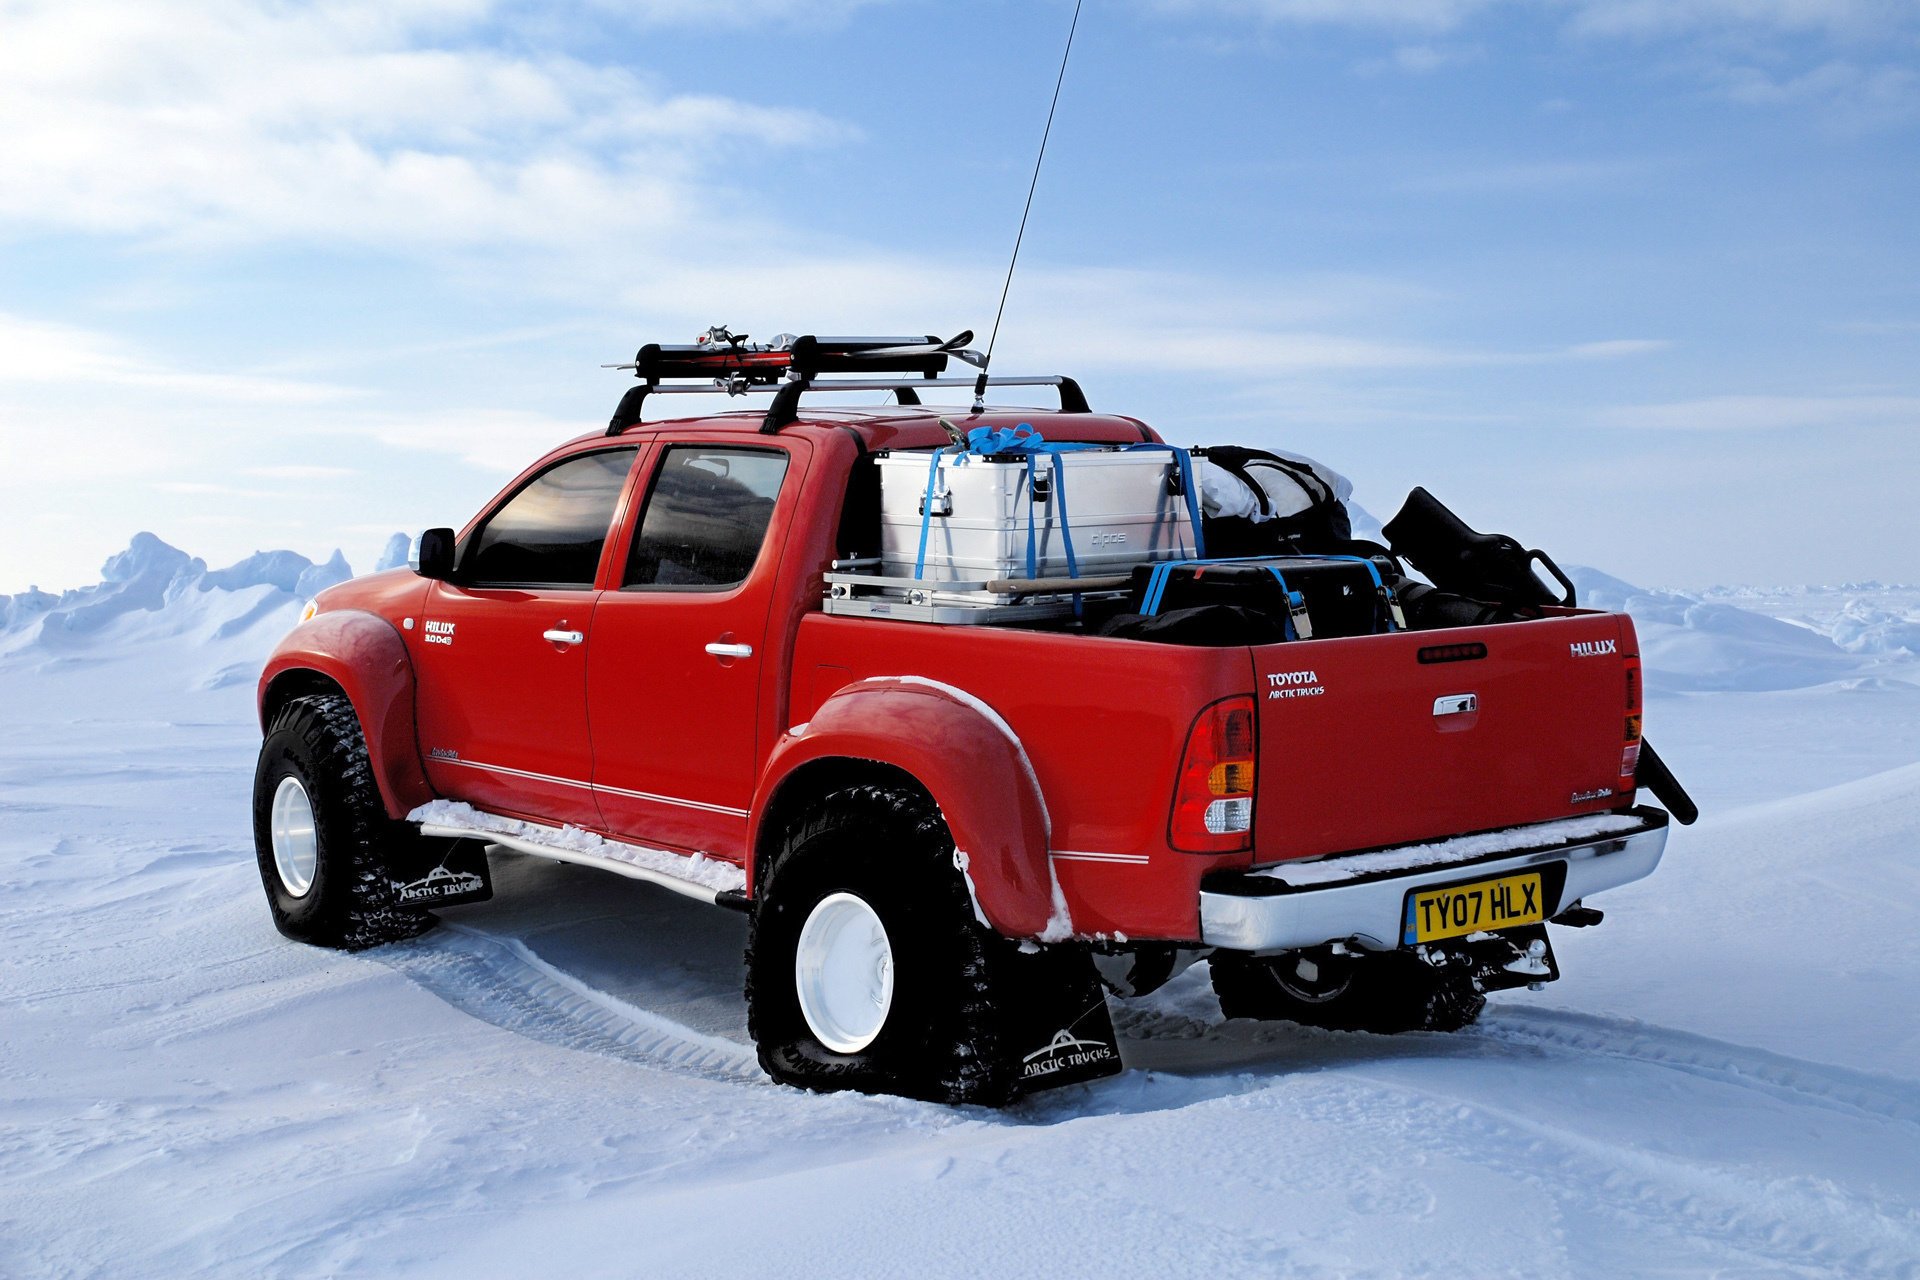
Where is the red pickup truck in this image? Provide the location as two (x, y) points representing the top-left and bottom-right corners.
(253, 373), (1674, 1105)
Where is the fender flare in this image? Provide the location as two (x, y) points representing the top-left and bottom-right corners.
(257, 610), (432, 822)
(748, 677), (1062, 939)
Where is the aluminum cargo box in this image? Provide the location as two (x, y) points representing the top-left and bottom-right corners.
(876, 448), (1200, 582)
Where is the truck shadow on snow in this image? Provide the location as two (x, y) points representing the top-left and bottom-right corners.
(371, 851), (1920, 1128)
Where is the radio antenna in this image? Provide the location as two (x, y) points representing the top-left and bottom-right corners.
(974, 0), (1084, 414)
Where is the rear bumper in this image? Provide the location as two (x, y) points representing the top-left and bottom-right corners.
(1198, 806), (1670, 953)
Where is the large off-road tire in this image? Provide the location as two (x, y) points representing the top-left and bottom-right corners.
(746, 785), (1022, 1106)
(252, 692), (435, 950)
(1210, 948), (1485, 1034)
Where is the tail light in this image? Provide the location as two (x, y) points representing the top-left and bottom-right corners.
(1170, 696), (1256, 853)
(1620, 654), (1643, 783)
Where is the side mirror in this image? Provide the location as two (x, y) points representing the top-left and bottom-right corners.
(410, 528), (457, 581)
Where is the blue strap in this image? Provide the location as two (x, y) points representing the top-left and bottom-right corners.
(1140, 560), (1179, 616)
(1137, 555), (1309, 640)
(1310, 553), (1401, 632)
(1019, 450), (1086, 614)
(913, 446), (955, 580)
(1052, 455), (1079, 580)
(1257, 565), (1302, 641)
(1120, 443), (1206, 559)
(967, 423), (1044, 454)
(1025, 454), (1040, 580)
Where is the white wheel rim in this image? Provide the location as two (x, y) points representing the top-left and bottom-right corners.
(270, 775), (318, 898)
(794, 892), (895, 1054)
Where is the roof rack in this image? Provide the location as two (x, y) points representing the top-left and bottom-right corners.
(603, 326), (1090, 435)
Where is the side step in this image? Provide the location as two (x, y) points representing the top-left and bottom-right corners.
(416, 804), (748, 910)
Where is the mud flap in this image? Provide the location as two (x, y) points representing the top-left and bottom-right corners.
(1002, 944), (1125, 1095)
(389, 836), (493, 908)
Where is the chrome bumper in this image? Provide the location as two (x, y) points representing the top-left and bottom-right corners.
(1199, 807), (1671, 954)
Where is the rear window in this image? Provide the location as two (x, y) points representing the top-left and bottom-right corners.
(625, 446), (790, 589)
(463, 448), (637, 587)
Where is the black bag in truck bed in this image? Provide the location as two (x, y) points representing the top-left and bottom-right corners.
(1128, 556), (1398, 641)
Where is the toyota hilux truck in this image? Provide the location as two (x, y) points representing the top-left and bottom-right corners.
(252, 345), (1679, 1106)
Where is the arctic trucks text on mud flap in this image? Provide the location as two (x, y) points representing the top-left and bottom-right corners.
(253, 333), (1693, 1106)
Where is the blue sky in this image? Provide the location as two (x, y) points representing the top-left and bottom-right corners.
(2, 0), (1916, 592)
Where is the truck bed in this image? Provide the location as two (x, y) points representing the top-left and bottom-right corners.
(788, 605), (1640, 939)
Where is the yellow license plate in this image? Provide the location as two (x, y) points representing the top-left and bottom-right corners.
(1403, 871), (1545, 945)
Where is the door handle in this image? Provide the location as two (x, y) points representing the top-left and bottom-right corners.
(543, 628), (585, 646)
(705, 642), (754, 659)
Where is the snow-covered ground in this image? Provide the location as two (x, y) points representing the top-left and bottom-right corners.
(3, 537), (1918, 1278)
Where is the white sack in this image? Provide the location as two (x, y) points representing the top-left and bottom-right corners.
(1195, 449), (1353, 523)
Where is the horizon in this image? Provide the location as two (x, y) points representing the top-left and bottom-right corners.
(3, 0), (1917, 593)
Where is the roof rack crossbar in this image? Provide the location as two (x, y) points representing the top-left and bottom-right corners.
(608, 374), (1089, 435)
(757, 375), (1089, 433)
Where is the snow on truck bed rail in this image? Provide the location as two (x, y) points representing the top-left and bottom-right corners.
(1250, 813), (1651, 887)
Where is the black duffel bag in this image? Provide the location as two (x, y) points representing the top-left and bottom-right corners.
(1195, 446), (1354, 558)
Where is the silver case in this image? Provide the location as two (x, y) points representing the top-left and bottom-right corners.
(876, 449), (1199, 582)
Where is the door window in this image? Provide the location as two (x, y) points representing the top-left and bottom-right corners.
(463, 448), (637, 588)
(625, 446), (791, 589)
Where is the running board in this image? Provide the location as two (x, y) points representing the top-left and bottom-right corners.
(417, 808), (748, 910)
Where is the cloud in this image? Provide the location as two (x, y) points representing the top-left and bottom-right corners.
(1352, 42), (1487, 75)
(1392, 157), (1659, 194)
(582, 0), (894, 22)
(1708, 59), (1919, 125)
(1146, 0), (1502, 33)
(1154, 0), (1920, 126)
(0, 312), (353, 405)
(1563, 0), (1911, 39)
(1159, 0), (1915, 37)
(1566, 339), (1673, 359)
(1593, 393), (1920, 431)
(0, 0), (849, 251)
(243, 465), (361, 480)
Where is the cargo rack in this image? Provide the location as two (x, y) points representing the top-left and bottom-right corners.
(604, 326), (1089, 435)
(821, 561), (1134, 626)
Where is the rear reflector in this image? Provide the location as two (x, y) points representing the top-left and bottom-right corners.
(1203, 797), (1253, 835)
(1171, 696), (1256, 854)
(1418, 642), (1488, 664)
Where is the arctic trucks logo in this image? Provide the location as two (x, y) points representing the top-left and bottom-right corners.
(1569, 638), (1617, 658)
(1267, 670), (1325, 700)
(423, 620), (456, 647)
(395, 864), (485, 904)
(1022, 1029), (1119, 1080)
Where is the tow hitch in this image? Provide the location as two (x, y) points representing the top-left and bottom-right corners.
(1416, 923), (1560, 994)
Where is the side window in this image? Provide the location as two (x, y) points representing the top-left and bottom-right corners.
(625, 446), (791, 589)
(463, 448), (637, 587)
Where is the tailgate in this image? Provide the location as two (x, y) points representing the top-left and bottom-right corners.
(1251, 613), (1634, 864)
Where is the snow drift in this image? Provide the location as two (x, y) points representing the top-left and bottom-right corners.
(1564, 565), (1879, 692)
(6, 532), (1909, 698)
(0, 532), (369, 692)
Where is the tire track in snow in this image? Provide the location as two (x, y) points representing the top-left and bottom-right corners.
(379, 922), (766, 1087)
(1115, 997), (1920, 1135)
(1113, 1001), (1920, 1274)
(1303, 1072), (1920, 1278)
(1477, 1005), (1920, 1132)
